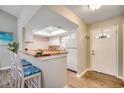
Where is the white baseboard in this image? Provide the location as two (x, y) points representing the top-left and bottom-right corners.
(90, 69), (124, 81)
(64, 85), (69, 88)
(0, 66), (10, 70)
(76, 68), (124, 82)
(76, 68), (90, 78)
(116, 76), (124, 81)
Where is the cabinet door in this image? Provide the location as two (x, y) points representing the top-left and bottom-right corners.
(67, 49), (78, 71)
(49, 36), (60, 46)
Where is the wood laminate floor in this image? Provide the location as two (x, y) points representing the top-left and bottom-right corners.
(1, 69), (124, 88)
(67, 70), (124, 88)
(0, 69), (11, 88)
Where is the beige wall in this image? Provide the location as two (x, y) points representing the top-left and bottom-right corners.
(122, 15), (124, 77)
(48, 5), (88, 75)
(88, 15), (124, 77)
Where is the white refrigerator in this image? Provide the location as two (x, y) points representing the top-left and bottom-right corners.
(66, 39), (78, 72)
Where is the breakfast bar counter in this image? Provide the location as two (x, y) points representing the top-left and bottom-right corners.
(20, 51), (67, 88)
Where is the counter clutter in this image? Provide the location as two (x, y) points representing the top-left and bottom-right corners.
(21, 50), (67, 57)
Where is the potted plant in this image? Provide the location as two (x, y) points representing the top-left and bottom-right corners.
(8, 41), (18, 54)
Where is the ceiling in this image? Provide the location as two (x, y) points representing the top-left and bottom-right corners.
(0, 5), (21, 17)
(67, 5), (124, 24)
(0, 5), (123, 24)
(25, 6), (78, 34)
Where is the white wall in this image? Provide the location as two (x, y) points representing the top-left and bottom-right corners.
(17, 5), (42, 50)
(0, 10), (17, 68)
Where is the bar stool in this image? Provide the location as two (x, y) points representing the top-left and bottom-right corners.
(9, 51), (32, 87)
(12, 53), (41, 88)
(21, 59), (32, 67)
(9, 51), (32, 67)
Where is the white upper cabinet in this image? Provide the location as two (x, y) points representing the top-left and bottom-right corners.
(48, 32), (76, 46)
(49, 36), (60, 46)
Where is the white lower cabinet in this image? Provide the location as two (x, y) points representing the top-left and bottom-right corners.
(67, 49), (78, 72)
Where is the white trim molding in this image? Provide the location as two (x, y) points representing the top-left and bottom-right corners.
(64, 85), (70, 88)
(116, 76), (124, 81)
(0, 66), (10, 70)
(76, 67), (124, 82)
(76, 68), (90, 78)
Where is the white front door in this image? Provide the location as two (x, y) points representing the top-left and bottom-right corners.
(91, 26), (118, 76)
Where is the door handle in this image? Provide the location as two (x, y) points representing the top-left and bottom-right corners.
(92, 50), (95, 55)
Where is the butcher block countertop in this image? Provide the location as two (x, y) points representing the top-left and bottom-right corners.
(20, 51), (68, 60)
(20, 50), (68, 58)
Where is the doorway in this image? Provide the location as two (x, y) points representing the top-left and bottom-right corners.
(90, 25), (118, 76)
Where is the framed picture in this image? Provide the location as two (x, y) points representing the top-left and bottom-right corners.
(0, 31), (13, 46)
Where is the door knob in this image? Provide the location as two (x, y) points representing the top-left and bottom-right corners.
(92, 50), (95, 55)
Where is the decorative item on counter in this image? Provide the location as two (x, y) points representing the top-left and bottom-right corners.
(34, 49), (52, 57)
(8, 41), (18, 54)
(34, 54), (51, 57)
(35, 49), (43, 56)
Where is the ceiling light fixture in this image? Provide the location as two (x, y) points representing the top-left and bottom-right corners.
(96, 30), (110, 39)
(33, 26), (67, 37)
(88, 5), (102, 11)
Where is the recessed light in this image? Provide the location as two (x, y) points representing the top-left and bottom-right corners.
(34, 26), (67, 37)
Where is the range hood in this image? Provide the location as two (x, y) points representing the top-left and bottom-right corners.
(33, 26), (67, 37)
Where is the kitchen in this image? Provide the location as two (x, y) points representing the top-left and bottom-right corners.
(20, 6), (79, 87)
(1, 5), (124, 88)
